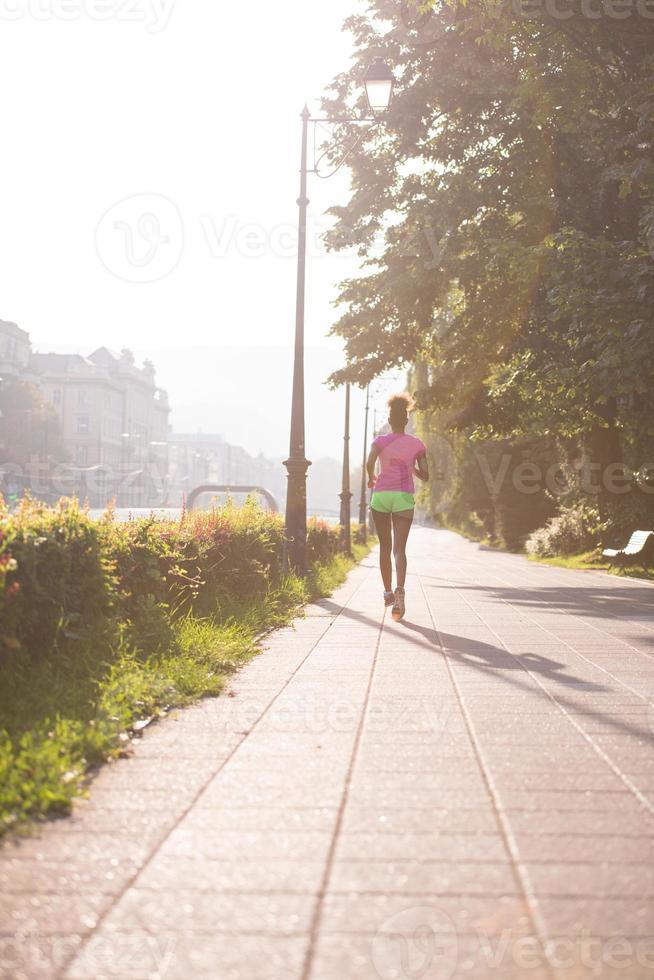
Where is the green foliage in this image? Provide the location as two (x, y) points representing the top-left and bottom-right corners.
(324, 0), (654, 538)
(0, 498), (342, 662)
(0, 380), (67, 471)
(0, 497), (115, 662)
(530, 550), (654, 582)
(306, 517), (341, 566)
(415, 410), (557, 549)
(526, 503), (605, 557)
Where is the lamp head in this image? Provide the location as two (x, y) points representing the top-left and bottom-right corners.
(364, 58), (395, 114)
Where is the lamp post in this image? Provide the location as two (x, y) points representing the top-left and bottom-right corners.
(284, 105), (311, 575)
(284, 59), (395, 574)
(339, 383), (352, 555)
(358, 385), (370, 543)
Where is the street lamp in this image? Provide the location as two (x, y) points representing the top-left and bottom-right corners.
(339, 383), (352, 556)
(284, 59), (395, 574)
(364, 59), (395, 115)
(358, 385), (370, 543)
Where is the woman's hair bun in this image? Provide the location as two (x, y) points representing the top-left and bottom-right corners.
(388, 392), (415, 424)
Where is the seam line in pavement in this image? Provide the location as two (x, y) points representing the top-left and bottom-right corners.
(55, 573), (368, 980)
(474, 560), (654, 707)
(419, 576), (557, 978)
(450, 558), (654, 734)
(443, 570), (654, 814)
(564, 571), (654, 638)
(476, 562), (654, 699)
(300, 569), (385, 980)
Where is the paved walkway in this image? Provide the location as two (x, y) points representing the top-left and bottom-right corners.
(2, 528), (654, 980)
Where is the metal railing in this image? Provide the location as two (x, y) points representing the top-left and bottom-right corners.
(187, 485), (280, 513)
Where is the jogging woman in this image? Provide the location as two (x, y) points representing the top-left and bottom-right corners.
(367, 393), (429, 621)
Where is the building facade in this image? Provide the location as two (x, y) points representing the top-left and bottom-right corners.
(32, 347), (170, 507)
(0, 319), (31, 380)
(0, 321), (170, 507)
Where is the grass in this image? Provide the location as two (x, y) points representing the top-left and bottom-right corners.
(528, 549), (654, 582)
(0, 543), (370, 838)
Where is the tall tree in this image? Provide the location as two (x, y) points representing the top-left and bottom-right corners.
(325, 0), (654, 531)
(0, 381), (67, 471)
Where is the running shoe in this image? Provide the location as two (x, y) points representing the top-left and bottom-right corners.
(392, 587), (406, 621)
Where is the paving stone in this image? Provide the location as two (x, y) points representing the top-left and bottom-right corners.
(200, 783), (344, 809)
(102, 888), (313, 936)
(329, 860), (518, 896)
(181, 806), (338, 833)
(340, 806), (499, 835)
(64, 932), (308, 980)
(320, 892), (532, 937)
(1, 833), (150, 868)
(514, 834), (654, 864)
(334, 833), (509, 863)
(76, 787), (198, 812)
(0, 892), (109, 936)
(160, 828), (334, 862)
(0, 860), (127, 896)
(0, 933), (85, 980)
(495, 790), (645, 813)
(538, 896), (654, 938)
(42, 806), (179, 838)
(524, 862), (654, 898)
(136, 857), (324, 894)
(504, 810), (654, 837)
(309, 933), (552, 980)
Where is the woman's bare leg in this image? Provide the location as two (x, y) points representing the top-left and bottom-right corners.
(392, 510), (414, 589)
(372, 510), (393, 592)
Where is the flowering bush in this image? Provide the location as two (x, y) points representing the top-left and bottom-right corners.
(525, 503), (605, 557)
(0, 497), (342, 662)
(307, 517), (341, 566)
(0, 497), (114, 661)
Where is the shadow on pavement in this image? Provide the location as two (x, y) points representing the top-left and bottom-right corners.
(453, 584), (654, 637)
(317, 597), (654, 746)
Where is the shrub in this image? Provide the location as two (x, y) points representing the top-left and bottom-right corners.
(0, 498), (115, 662)
(525, 503), (605, 557)
(0, 498), (343, 663)
(307, 518), (340, 565)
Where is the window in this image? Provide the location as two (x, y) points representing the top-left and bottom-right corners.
(52, 389), (62, 407)
(76, 446), (88, 466)
(78, 390), (87, 407)
(76, 415), (90, 435)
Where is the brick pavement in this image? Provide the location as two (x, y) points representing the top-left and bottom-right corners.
(2, 528), (654, 979)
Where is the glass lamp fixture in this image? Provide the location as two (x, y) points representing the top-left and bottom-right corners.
(364, 59), (395, 114)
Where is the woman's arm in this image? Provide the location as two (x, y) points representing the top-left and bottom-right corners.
(414, 452), (429, 483)
(367, 445), (380, 488)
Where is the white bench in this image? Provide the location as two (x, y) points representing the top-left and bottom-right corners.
(602, 530), (654, 570)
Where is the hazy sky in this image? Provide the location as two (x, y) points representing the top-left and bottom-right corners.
(1, 0), (402, 459)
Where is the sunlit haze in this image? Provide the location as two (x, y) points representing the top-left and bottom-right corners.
(0, 0), (400, 464)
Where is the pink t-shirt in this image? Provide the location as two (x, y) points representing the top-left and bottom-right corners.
(373, 433), (427, 493)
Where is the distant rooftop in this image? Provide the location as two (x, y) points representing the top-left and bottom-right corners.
(31, 352), (96, 374)
(0, 319), (29, 341)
